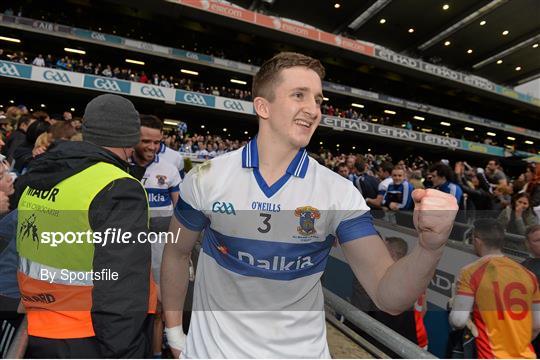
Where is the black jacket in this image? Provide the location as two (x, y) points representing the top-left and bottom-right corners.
(15, 141), (152, 358)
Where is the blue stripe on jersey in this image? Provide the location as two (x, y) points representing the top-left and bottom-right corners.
(202, 227), (335, 281)
(175, 198), (209, 231)
(147, 188), (173, 208)
(336, 212), (378, 244)
(169, 185), (180, 192)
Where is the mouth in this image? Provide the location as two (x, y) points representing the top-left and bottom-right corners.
(294, 119), (314, 129)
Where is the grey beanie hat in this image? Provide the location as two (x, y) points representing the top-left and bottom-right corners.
(82, 94), (140, 147)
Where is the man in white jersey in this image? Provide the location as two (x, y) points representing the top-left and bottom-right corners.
(158, 140), (185, 179)
(161, 52), (458, 358)
(133, 115), (181, 219)
(133, 114), (182, 358)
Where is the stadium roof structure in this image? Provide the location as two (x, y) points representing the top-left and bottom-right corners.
(228, 0), (540, 87)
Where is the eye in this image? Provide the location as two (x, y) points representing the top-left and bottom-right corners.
(293, 92), (303, 99)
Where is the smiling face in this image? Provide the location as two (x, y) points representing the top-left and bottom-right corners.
(256, 66), (323, 150)
(134, 126), (162, 165)
(391, 168), (405, 185)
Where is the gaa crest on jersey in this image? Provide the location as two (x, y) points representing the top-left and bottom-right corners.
(294, 206), (320, 236)
(155, 174), (167, 185)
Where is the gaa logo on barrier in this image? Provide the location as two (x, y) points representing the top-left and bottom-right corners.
(43, 70), (71, 84)
(0, 63), (21, 77)
(186, 52), (199, 60)
(183, 93), (207, 106)
(223, 100), (244, 112)
(93, 78), (122, 92)
(212, 201), (236, 215)
(141, 86), (165, 98)
(91, 32), (106, 41)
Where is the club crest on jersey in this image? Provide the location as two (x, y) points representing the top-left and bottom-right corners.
(294, 206), (320, 236)
(155, 175), (167, 185)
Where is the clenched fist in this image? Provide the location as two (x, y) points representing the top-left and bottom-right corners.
(412, 189), (458, 251)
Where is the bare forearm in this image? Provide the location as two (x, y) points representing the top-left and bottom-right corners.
(161, 245), (191, 328)
(376, 245), (442, 314)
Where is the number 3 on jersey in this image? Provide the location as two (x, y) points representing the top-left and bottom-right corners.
(258, 213), (271, 233)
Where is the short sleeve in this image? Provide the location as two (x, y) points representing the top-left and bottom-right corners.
(456, 267), (474, 297)
(174, 166), (209, 231)
(168, 166), (182, 193)
(331, 182), (377, 244)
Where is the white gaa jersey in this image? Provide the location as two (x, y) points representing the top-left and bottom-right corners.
(142, 156), (181, 218)
(158, 142), (185, 178)
(175, 138), (377, 358)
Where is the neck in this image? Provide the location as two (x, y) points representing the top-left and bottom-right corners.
(481, 248), (503, 257)
(256, 131), (299, 186)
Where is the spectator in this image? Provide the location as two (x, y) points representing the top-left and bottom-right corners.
(44, 54), (54, 68)
(526, 165), (540, 209)
(12, 119), (50, 174)
(485, 159), (508, 187)
(496, 193), (538, 236)
(55, 57), (67, 70)
(101, 65), (113, 77)
(449, 219), (540, 359)
(367, 161), (394, 209)
(159, 75), (171, 88)
(354, 158), (379, 201)
(408, 170), (425, 190)
(31, 54), (45, 67)
(492, 184), (512, 214)
(139, 71), (149, 83)
(429, 162), (463, 206)
(455, 162), (493, 219)
(336, 161), (350, 179)
(383, 166), (414, 211)
(5, 114), (35, 164)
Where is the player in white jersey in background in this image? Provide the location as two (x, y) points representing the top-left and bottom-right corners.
(161, 52), (458, 358)
(158, 141), (185, 179)
(132, 114), (181, 358)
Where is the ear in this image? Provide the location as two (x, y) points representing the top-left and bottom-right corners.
(254, 96), (270, 120)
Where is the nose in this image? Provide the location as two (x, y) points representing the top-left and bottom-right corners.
(303, 97), (320, 119)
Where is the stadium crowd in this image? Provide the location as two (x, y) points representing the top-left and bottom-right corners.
(1, 46), (534, 149)
(0, 50), (254, 101)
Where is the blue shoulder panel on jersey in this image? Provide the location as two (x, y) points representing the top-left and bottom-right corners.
(336, 212), (378, 244)
(174, 198), (209, 231)
(202, 227), (335, 281)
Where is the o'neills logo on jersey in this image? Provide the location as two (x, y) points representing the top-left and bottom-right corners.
(294, 206), (320, 236)
(238, 251), (314, 271)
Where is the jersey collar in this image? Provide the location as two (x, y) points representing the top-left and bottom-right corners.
(242, 136), (309, 179)
(159, 142), (166, 154)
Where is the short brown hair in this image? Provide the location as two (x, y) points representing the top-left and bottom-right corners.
(252, 52), (325, 102)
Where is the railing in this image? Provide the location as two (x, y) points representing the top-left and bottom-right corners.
(324, 288), (436, 359)
(5, 317), (27, 359)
